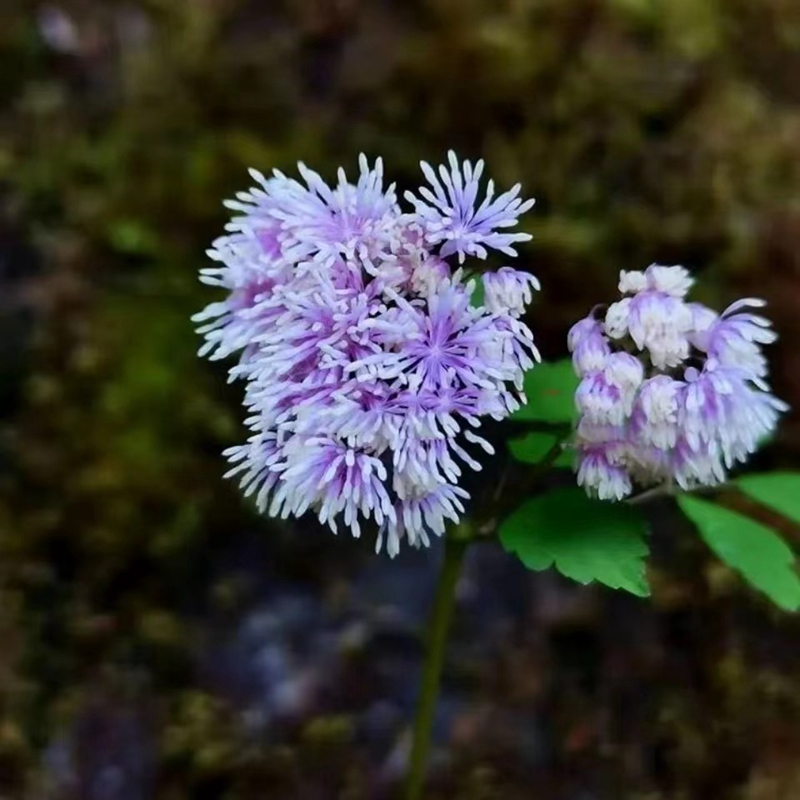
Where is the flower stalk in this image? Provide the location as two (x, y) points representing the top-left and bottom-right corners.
(404, 533), (469, 800)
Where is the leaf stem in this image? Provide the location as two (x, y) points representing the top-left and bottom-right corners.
(626, 479), (729, 506)
(404, 534), (468, 800)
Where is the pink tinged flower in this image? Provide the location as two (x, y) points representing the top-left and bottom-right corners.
(570, 264), (786, 501)
(575, 336), (611, 377)
(681, 365), (732, 450)
(193, 237), (290, 362)
(575, 418), (628, 444)
(223, 432), (283, 510)
(602, 352), (644, 407)
(679, 362), (786, 481)
(575, 373), (621, 424)
(575, 352), (643, 426)
(478, 314), (541, 388)
(630, 375), (684, 449)
(393, 436), (462, 493)
(705, 298), (778, 379)
(567, 316), (597, 352)
(255, 222), (283, 259)
(626, 290), (693, 369)
(576, 441), (632, 501)
(242, 286), (367, 382)
(481, 267), (540, 317)
(322, 385), (403, 451)
(628, 442), (672, 485)
(568, 316), (611, 376)
(404, 150), (535, 263)
(222, 171), (290, 231)
(669, 437), (726, 491)
(619, 265), (694, 298)
(371, 282), (538, 393)
(721, 380), (787, 466)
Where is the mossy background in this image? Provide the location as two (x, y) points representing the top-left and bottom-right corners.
(1, 1), (800, 798)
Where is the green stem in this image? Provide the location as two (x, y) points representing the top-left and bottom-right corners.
(404, 534), (468, 800)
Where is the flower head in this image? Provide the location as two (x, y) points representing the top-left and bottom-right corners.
(482, 267), (540, 317)
(404, 150), (535, 263)
(623, 290), (693, 369)
(630, 375), (684, 450)
(575, 353), (644, 426)
(704, 298), (777, 378)
(576, 438), (632, 501)
(196, 153), (538, 554)
(569, 315), (611, 376)
(568, 265), (786, 501)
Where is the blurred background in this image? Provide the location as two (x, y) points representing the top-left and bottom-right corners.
(1, 1), (800, 798)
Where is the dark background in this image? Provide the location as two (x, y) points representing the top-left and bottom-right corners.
(1, 1), (800, 798)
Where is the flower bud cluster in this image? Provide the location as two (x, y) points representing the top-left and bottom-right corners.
(568, 265), (786, 500)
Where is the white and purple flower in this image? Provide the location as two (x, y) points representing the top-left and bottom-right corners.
(568, 264), (786, 501)
(568, 315), (611, 376)
(404, 150), (535, 264)
(196, 153), (538, 554)
(576, 439), (632, 501)
(482, 267), (541, 317)
(575, 352), (644, 426)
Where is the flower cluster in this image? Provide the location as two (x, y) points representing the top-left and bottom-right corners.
(568, 264), (787, 500)
(195, 152), (539, 555)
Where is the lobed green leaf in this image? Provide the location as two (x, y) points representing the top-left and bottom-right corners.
(500, 488), (650, 596)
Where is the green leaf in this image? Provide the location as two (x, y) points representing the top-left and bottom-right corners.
(510, 360), (579, 424)
(507, 431), (573, 468)
(677, 495), (800, 611)
(499, 488), (650, 596)
(736, 472), (800, 525)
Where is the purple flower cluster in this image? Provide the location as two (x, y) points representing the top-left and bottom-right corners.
(568, 265), (787, 500)
(195, 153), (539, 555)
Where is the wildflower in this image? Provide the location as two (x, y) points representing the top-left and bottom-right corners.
(624, 291), (693, 370)
(482, 267), (541, 317)
(682, 362), (785, 467)
(575, 352), (644, 426)
(608, 265), (696, 369)
(568, 315), (611, 376)
(630, 375), (684, 450)
(704, 298), (777, 378)
(575, 430), (632, 502)
(404, 150), (535, 263)
(568, 264), (787, 501)
(196, 153), (538, 554)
